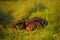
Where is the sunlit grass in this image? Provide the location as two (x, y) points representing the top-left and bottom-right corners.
(0, 0), (60, 40)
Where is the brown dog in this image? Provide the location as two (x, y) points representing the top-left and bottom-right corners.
(12, 17), (48, 31)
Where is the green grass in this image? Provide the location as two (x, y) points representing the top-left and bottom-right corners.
(0, 0), (60, 40)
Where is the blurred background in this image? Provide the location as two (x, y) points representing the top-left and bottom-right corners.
(0, 0), (60, 40)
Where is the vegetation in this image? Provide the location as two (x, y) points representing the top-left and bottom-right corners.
(0, 8), (13, 28)
(0, 0), (60, 40)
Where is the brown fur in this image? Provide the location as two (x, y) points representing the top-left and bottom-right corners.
(12, 17), (48, 31)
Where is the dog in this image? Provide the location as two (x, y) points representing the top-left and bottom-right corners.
(12, 17), (48, 31)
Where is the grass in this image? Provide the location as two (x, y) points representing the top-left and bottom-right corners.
(0, 0), (60, 40)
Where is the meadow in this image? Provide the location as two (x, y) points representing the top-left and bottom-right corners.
(0, 0), (60, 40)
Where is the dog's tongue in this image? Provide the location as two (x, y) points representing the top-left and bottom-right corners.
(26, 25), (32, 31)
(26, 27), (31, 31)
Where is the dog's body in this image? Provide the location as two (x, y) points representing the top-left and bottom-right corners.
(13, 17), (48, 31)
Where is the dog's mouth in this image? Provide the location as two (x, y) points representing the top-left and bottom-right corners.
(26, 24), (35, 31)
(26, 24), (32, 31)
